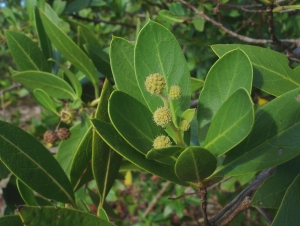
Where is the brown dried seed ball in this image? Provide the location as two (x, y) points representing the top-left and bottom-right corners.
(43, 130), (58, 144)
(57, 128), (71, 140)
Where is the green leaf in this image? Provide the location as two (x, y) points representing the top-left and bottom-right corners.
(146, 146), (183, 160)
(92, 79), (122, 208)
(84, 44), (113, 80)
(16, 179), (37, 206)
(197, 48), (252, 144)
(202, 89), (254, 157)
(5, 30), (50, 72)
(0, 216), (23, 226)
(33, 89), (59, 115)
(271, 174), (300, 226)
(69, 128), (94, 191)
(214, 86), (300, 177)
(39, 9), (99, 97)
(13, 71), (77, 100)
(191, 77), (204, 92)
(273, 5), (300, 12)
(252, 155), (300, 208)
(181, 109), (196, 122)
(78, 26), (101, 50)
(0, 121), (75, 205)
(57, 114), (91, 178)
(110, 37), (146, 106)
(135, 20), (191, 127)
(18, 206), (114, 226)
(34, 7), (53, 70)
(64, 0), (90, 13)
(91, 119), (188, 186)
(158, 10), (184, 23)
(192, 19), (205, 32)
(53, 0), (67, 16)
(211, 44), (300, 97)
(50, 58), (83, 98)
(175, 146), (217, 184)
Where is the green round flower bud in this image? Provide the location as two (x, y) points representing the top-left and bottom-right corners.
(60, 107), (75, 125)
(145, 73), (166, 95)
(179, 120), (190, 131)
(168, 85), (181, 100)
(153, 135), (172, 148)
(153, 107), (172, 127)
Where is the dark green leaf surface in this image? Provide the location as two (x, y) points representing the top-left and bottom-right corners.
(252, 155), (300, 208)
(271, 174), (300, 226)
(93, 79), (122, 208)
(203, 89), (254, 157)
(191, 77), (204, 92)
(211, 44), (300, 97)
(33, 89), (58, 115)
(39, 9), (99, 96)
(0, 215), (23, 226)
(16, 179), (37, 206)
(146, 146), (183, 160)
(18, 206), (113, 226)
(110, 37), (146, 105)
(78, 26), (101, 50)
(34, 7), (52, 70)
(13, 71), (77, 100)
(197, 49), (252, 144)
(109, 90), (166, 155)
(135, 20), (191, 126)
(175, 146), (217, 184)
(0, 121), (75, 205)
(214, 86), (300, 177)
(5, 30), (50, 72)
(91, 119), (188, 186)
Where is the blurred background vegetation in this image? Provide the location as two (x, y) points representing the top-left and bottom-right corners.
(0, 0), (299, 225)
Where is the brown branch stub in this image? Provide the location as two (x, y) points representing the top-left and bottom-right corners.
(199, 187), (210, 226)
(209, 168), (275, 226)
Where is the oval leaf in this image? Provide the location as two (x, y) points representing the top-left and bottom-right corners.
(146, 146), (183, 160)
(16, 179), (37, 206)
(13, 71), (77, 100)
(197, 48), (252, 144)
(202, 88), (254, 157)
(0, 121), (75, 205)
(34, 89), (59, 115)
(175, 146), (217, 184)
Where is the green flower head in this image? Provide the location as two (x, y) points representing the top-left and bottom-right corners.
(153, 107), (172, 127)
(168, 85), (182, 100)
(145, 73), (166, 95)
(153, 135), (172, 148)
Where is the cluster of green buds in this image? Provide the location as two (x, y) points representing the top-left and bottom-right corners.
(144, 73), (190, 148)
(60, 107), (75, 125)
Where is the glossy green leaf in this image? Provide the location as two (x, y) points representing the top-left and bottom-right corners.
(34, 7), (52, 70)
(197, 49), (252, 144)
(13, 71), (77, 100)
(93, 79), (122, 208)
(91, 119), (188, 186)
(110, 37), (146, 105)
(191, 77), (204, 92)
(18, 206), (114, 226)
(203, 89), (254, 157)
(271, 174), (300, 226)
(214, 86), (300, 177)
(98, 208), (109, 221)
(5, 30), (50, 72)
(0, 121), (75, 205)
(211, 44), (300, 97)
(146, 146), (183, 160)
(56, 116), (91, 178)
(33, 89), (59, 115)
(175, 146), (217, 184)
(50, 58), (82, 98)
(78, 26), (101, 50)
(252, 155), (300, 208)
(39, 9), (99, 97)
(135, 20), (191, 126)
(158, 10), (184, 23)
(69, 128), (93, 191)
(84, 44), (113, 80)
(109, 90), (167, 155)
(0, 216), (23, 226)
(16, 179), (37, 206)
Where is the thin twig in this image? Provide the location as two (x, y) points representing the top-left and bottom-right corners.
(168, 191), (199, 200)
(142, 181), (171, 218)
(267, 5), (281, 45)
(209, 168), (275, 226)
(254, 206), (273, 224)
(70, 14), (136, 28)
(218, 4), (266, 13)
(199, 187), (210, 226)
(207, 176), (232, 191)
(176, 0), (300, 45)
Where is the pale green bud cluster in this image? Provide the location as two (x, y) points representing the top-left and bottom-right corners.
(153, 107), (172, 127)
(153, 135), (172, 148)
(168, 86), (182, 100)
(60, 107), (75, 124)
(179, 120), (190, 131)
(144, 73), (166, 95)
